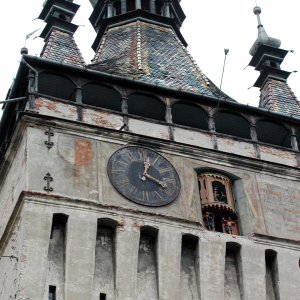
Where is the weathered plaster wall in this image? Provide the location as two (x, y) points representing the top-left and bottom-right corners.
(33, 98), (300, 168)
(0, 215), (24, 300)
(0, 131), (27, 240)
(24, 124), (300, 240)
(11, 198), (300, 300)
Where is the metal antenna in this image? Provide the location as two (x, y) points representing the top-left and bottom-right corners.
(219, 49), (229, 91)
(214, 49), (229, 117)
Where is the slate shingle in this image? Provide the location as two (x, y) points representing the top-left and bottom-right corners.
(41, 29), (85, 67)
(89, 21), (234, 101)
(260, 79), (300, 118)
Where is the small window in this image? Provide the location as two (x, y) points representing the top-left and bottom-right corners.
(155, 0), (163, 15)
(100, 293), (106, 300)
(49, 286), (56, 300)
(212, 181), (227, 203)
(296, 131), (300, 149)
(113, 0), (121, 15)
(141, 0), (150, 11)
(127, 0), (135, 11)
(199, 173), (239, 235)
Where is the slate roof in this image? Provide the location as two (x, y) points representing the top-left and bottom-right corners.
(40, 29), (85, 67)
(89, 21), (233, 101)
(259, 79), (300, 118)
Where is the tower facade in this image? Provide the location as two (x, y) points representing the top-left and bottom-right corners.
(0, 1), (300, 300)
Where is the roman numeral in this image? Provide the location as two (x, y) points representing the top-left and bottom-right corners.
(159, 167), (171, 174)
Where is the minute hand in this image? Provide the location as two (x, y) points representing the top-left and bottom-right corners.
(144, 173), (167, 188)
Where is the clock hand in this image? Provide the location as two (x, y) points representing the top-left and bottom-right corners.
(143, 160), (151, 176)
(144, 173), (167, 188)
(139, 173), (147, 182)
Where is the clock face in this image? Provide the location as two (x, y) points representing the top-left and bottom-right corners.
(107, 146), (181, 207)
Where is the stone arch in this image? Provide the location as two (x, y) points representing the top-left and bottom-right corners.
(215, 111), (251, 139)
(171, 102), (208, 130)
(256, 119), (291, 148)
(127, 0), (135, 11)
(141, 0), (150, 11)
(38, 72), (76, 101)
(82, 83), (122, 112)
(296, 129), (300, 149)
(155, 0), (164, 15)
(113, 0), (122, 15)
(127, 92), (166, 121)
(265, 249), (279, 299)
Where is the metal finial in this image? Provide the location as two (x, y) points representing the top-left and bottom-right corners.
(249, 5), (281, 56)
(253, 6), (262, 26)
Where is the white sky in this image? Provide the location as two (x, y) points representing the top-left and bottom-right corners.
(0, 0), (300, 120)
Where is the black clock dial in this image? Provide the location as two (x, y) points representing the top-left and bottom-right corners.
(107, 146), (181, 207)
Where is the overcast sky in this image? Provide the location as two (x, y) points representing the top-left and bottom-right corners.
(0, 0), (300, 120)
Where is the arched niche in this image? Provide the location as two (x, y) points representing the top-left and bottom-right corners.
(215, 111), (250, 139)
(172, 102), (208, 130)
(296, 130), (300, 149)
(256, 120), (291, 148)
(155, 0), (164, 15)
(127, 0), (135, 11)
(198, 172), (239, 235)
(38, 73), (76, 101)
(113, 0), (121, 15)
(141, 0), (150, 11)
(82, 83), (122, 112)
(128, 93), (166, 121)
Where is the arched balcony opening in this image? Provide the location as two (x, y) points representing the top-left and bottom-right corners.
(215, 111), (250, 139)
(141, 0), (150, 11)
(171, 102), (208, 130)
(155, 0), (164, 15)
(256, 120), (291, 148)
(296, 130), (300, 149)
(38, 73), (76, 101)
(128, 93), (166, 121)
(113, 0), (122, 15)
(127, 0), (135, 11)
(82, 83), (122, 112)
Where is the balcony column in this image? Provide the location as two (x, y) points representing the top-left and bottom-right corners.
(164, 0), (171, 17)
(135, 0), (141, 9)
(150, 0), (156, 13)
(107, 0), (113, 17)
(121, 0), (127, 13)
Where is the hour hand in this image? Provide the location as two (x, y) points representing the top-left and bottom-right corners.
(144, 173), (167, 188)
(143, 160), (151, 176)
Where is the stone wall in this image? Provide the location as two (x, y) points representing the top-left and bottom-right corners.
(24, 122), (300, 241)
(9, 198), (300, 300)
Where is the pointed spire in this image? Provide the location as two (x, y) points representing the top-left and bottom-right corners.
(249, 6), (281, 56)
(38, 0), (85, 66)
(248, 5), (300, 117)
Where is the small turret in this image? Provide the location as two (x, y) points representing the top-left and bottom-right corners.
(248, 6), (300, 116)
(38, 0), (85, 66)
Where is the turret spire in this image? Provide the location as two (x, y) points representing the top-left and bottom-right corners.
(248, 5), (300, 117)
(250, 6), (281, 56)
